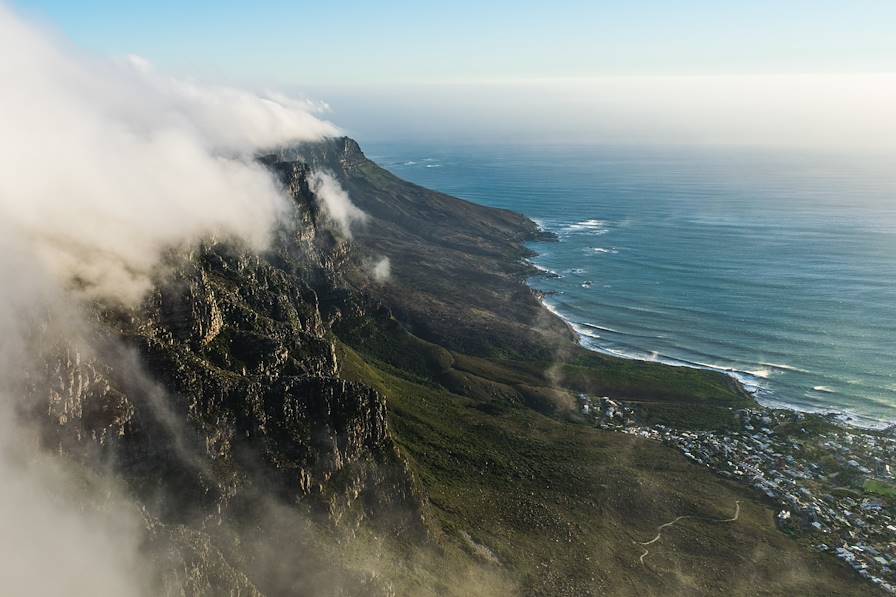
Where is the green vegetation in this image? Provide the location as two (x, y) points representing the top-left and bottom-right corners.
(335, 336), (866, 596)
(313, 137), (872, 595)
(338, 309), (752, 432)
(864, 479), (896, 499)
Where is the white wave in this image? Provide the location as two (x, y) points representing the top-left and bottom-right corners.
(691, 361), (773, 384)
(533, 297), (892, 430)
(571, 323), (600, 339)
(568, 218), (607, 230)
(580, 322), (622, 334)
(746, 369), (772, 379)
(425, 164), (442, 168)
(539, 298), (566, 320)
(759, 361), (809, 373)
(527, 261), (560, 276)
(586, 247), (618, 255)
(403, 160), (417, 166)
(812, 385), (836, 394)
(563, 218), (610, 235)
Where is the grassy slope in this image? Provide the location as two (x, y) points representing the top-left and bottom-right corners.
(293, 138), (871, 595)
(336, 308), (752, 430)
(335, 335), (866, 596)
(865, 479), (896, 499)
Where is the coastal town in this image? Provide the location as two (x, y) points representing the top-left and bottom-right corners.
(579, 394), (896, 594)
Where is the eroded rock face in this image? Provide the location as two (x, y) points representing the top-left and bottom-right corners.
(159, 269), (224, 349)
(25, 150), (426, 595)
(38, 346), (133, 447)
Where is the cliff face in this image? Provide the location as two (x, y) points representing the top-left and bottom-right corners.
(279, 138), (574, 360)
(27, 147), (431, 595)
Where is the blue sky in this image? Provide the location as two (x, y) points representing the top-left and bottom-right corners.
(15, 0), (896, 85)
(10, 1), (896, 146)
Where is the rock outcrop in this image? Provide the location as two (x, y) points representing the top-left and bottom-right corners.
(26, 143), (429, 595)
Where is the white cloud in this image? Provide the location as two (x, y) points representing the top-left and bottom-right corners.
(309, 171), (368, 238)
(371, 256), (391, 282)
(0, 426), (149, 597)
(0, 4), (338, 304)
(0, 5), (342, 593)
(0, 227), (149, 596)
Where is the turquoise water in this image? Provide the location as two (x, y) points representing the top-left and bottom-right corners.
(366, 143), (896, 426)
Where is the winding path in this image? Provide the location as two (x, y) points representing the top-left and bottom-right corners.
(636, 500), (741, 566)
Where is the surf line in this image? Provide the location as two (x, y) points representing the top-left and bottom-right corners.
(636, 500), (741, 566)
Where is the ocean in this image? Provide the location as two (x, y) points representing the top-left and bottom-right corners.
(366, 142), (896, 427)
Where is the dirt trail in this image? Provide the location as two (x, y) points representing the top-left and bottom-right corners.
(637, 500), (741, 565)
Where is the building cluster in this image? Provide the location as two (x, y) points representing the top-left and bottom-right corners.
(578, 395), (896, 594)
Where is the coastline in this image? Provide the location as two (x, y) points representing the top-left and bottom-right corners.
(527, 259), (895, 433)
(374, 144), (896, 434)
(341, 142), (890, 594)
(527, 259), (896, 593)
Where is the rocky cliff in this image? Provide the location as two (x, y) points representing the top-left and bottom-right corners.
(21, 137), (872, 597)
(26, 145), (434, 595)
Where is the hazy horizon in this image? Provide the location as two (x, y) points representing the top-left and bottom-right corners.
(12, 0), (896, 151)
(306, 75), (896, 150)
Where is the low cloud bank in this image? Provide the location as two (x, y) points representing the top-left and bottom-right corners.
(0, 231), (149, 596)
(0, 423), (148, 597)
(0, 4), (338, 303)
(0, 4), (341, 593)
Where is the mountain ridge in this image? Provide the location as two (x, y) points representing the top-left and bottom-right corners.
(22, 136), (872, 595)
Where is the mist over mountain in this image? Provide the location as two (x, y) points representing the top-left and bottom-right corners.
(0, 4), (888, 597)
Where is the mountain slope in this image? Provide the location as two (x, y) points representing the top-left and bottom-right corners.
(25, 136), (871, 595)
(296, 138), (870, 595)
